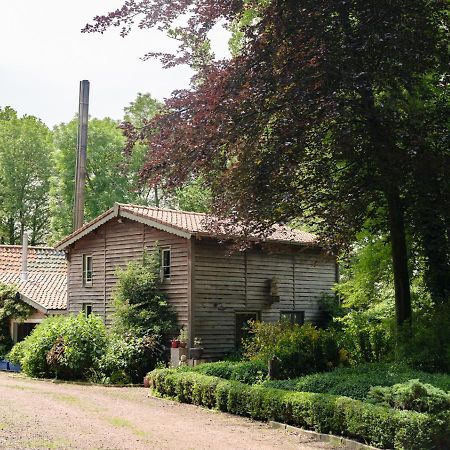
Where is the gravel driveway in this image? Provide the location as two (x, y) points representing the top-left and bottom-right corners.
(0, 371), (330, 450)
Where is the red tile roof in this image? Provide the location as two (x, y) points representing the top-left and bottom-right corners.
(0, 246), (67, 311)
(56, 203), (318, 249)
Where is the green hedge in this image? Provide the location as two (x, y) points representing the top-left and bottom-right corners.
(262, 363), (450, 401)
(148, 369), (449, 449)
(181, 360), (268, 384)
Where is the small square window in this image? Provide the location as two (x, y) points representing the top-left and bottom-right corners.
(161, 248), (171, 280)
(280, 311), (305, 325)
(82, 254), (93, 287)
(82, 303), (92, 317)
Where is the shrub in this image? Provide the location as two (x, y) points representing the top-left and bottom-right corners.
(242, 321), (340, 378)
(7, 313), (107, 379)
(148, 369), (448, 449)
(186, 360), (268, 384)
(335, 308), (394, 365)
(263, 363), (450, 401)
(96, 333), (164, 384)
(368, 380), (450, 415)
(112, 249), (177, 337)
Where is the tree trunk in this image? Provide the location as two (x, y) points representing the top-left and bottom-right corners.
(386, 189), (412, 325)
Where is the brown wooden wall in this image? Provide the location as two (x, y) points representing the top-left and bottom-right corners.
(67, 217), (189, 327)
(192, 239), (336, 359)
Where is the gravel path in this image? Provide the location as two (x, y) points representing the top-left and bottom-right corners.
(0, 371), (330, 450)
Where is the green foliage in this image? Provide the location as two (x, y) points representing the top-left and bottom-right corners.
(148, 369), (448, 449)
(0, 284), (32, 358)
(172, 177), (212, 213)
(111, 248), (177, 336)
(0, 107), (53, 244)
(7, 314), (107, 379)
(335, 308), (394, 365)
(263, 363), (450, 402)
(242, 321), (340, 379)
(50, 117), (148, 242)
(123, 92), (161, 128)
(396, 304), (450, 373)
(368, 380), (450, 415)
(182, 360), (268, 385)
(96, 333), (164, 384)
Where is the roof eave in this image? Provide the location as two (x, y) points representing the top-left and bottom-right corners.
(18, 293), (48, 314)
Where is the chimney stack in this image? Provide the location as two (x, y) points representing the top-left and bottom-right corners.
(20, 232), (28, 282)
(73, 80), (90, 231)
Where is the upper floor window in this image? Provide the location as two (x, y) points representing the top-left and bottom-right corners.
(82, 254), (93, 287)
(161, 248), (171, 280)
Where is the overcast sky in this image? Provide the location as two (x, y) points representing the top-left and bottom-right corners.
(1, 1), (229, 128)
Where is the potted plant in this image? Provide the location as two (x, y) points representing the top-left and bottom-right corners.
(190, 337), (203, 360)
(178, 328), (188, 348)
(170, 338), (180, 348)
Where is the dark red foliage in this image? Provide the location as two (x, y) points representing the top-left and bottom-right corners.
(87, 1), (450, 312)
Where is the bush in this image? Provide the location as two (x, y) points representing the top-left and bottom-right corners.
(242, 321), (341, 378)
(7, 314), (107, 379)
(368, 380), (450, 415)
(96, 333), (164, 384)
(184, 360), (268, 384)
(0, 284), (33, 359)
(112, 249), (177, 337)
(148, 369), (448, 449)
(263, 363), (450, 401)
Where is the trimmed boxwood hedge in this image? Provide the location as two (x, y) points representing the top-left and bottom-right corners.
(148, 369), (449, 450)
(180, 360), (268, 384)
(262, 363), (450, 401)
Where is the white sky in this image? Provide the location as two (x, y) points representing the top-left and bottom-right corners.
(1, 1), (229, 128)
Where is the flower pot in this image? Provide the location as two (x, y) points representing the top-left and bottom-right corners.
(189, 348), (203, 360)
(171, 340), (180, 348)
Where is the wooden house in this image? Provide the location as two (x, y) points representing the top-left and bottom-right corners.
(56, 203), (337, 359)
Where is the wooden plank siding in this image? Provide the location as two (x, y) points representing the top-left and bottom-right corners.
(67, 217), (189, 328)
(192, 239), (336, 359)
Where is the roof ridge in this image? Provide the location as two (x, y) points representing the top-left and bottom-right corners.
(0, 244), (60, 251)
(118, 203), (208, 217)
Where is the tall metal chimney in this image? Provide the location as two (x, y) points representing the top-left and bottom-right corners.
(20, 232), (28, 282)
(73, 80), (90, 231)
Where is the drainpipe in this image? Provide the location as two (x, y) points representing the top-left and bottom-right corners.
(20, 232), (28, 282)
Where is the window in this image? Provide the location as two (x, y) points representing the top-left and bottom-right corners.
(280, 311), (305, 325)
(82, 254), (93, 286)
(161, 248), (171, 280)
(82, 303), (92, 317)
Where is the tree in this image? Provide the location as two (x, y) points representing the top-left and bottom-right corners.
(0, 107), (53, 245)
(85, 1), (449, 324)
(50, 117), (148, 241)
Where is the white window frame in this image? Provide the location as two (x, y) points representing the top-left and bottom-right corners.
(82, 254), (93, 287)
(160, 247), (171, 280)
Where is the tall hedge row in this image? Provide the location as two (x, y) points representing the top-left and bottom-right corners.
(148, 369), (449, 450)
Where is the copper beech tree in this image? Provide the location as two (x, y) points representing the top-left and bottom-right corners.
(85, 0), (450, 325)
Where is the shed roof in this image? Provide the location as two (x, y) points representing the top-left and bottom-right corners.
(0, 245), (67, 313)
(56, 203), (318, 250)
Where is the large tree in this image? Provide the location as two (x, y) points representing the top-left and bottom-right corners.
(0, 107), (53, 245)
(51, 117), (153, 241)
(85, 1), (449, 324)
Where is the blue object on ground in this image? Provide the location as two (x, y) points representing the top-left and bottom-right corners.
(0, 359), (21, 372)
